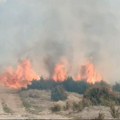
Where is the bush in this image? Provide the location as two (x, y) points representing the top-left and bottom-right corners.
(2, 102), (13, 113)
(109, 104), (120, 118)
(94, 112), (105, 120)
(51, 85), (67, 101)
(50, 104), (61, 112)
(94, 81), (110, 88)
(63, 100), (85, 112)
(82, 98), (92, 106)
(26, 76), (90, 94)
(63, 77), (90, 94)
(84, 86), (120, 105)
(72, 101), (84, 112)
(27, 77), (57, 90)
(113, 83), (120, 92)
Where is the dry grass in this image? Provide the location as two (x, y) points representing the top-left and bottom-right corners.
(2, 101), (13, 114)
(50, 104), (61, 112)
(94, 112), (105, 120)
(109, 104), (120, 118)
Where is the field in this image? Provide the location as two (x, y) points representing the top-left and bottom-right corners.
(0, 85), (119, 119)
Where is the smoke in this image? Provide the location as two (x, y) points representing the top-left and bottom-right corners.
(44, 39), (66, 77)
(0, 0), (120, 83)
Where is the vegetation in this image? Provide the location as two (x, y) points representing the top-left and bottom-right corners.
(51, 85), (67, 101)
(63, 77), (90, 94)
(27, 77), (57, 90)
(19, 91), (32, 112)
(2, 101), (13, 114)
(19, 77), (120, 119)
(93, 81), (110, 88)
(26, 76), (120, 97)
(72, 101), (84, 112)
(20, 77), (120, 119)
(50, 104), (61, 112)
(94, 112), (105, 120)
(84, 86), (120, 105)
(113, 83), (120, 92)
(26, 77), (90, 94)
(109, 104), (120, 118)
(51, 98), (90, 113)
(22, 101), (31, 110)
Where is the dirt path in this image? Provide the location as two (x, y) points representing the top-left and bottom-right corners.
(0, 85), (26, 114)
(0, 87), (70, 119)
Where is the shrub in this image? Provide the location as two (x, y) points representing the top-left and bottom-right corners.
(50, 104), (61, 112)
(27, 78), (57, 90)
(109, 104), (120, 118)
(72, 101), (84, 112)
(51, 85), (67, 101)
(63, 77), (90, 94)
(84, 86), (120, 105)
(22, 101), (31, 110)
(2, 102), (13, 113)
(94, 81), (110, 88)
(94, 112), (105, 120)
(64, 99), (86, 112)
(113, 83), (120, 92)
(26, 76), (90, 94)
(63, 101), (70, 110)
(28, 91), (40, 98)
(82, 98), (92, 106)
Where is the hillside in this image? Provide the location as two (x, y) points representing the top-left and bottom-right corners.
(0, 86), (69, 119)
(0, 86), (119, 119)
(20, 89), (114, 119)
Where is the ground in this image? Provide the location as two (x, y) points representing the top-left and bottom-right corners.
(0, 85), (118, 119)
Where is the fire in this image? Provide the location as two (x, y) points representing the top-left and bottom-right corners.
(0, 58), (103, 89)
(76, 61), (102, 84)
(0, 59), (40, 89)
(52, 59), (102, 84)
(52, 58), (68, 82)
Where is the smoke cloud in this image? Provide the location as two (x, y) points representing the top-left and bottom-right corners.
(0, 0), (120, 83)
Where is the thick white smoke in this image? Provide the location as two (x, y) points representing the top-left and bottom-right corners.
(0, 0), (120, 83)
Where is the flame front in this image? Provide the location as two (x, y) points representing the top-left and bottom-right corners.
(52, 59), (102, 84)
(76, 61), (102, 84)
(0, 58), (103, 89)
(53, 63), (67, 82)
(52, 58), (68, 82)
(0, 59), (40, 89)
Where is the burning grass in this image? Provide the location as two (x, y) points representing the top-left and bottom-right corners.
(0, 59), (40, 89)
(0, 57), (103, 90)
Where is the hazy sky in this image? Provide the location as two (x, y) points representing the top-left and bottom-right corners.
(0, 0), (120, 83)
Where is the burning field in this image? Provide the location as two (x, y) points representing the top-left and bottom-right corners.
(0, 0), (120, 89)
(0, 59), (40, 89)
(1, 0), (120, 89)
(0, 0), (120, 119)
(0, 58), (103, 89)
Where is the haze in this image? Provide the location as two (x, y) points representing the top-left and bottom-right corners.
(0, 0), (120, 83)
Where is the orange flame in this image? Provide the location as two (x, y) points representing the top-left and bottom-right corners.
(0, 59), (40, 89)
(76, 61), (102, 84)
(52, 58), (68, 82)
(52, 59), (102, 84)
(0, 58), (103, 89)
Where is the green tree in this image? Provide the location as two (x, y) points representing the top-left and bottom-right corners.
(63, 77), (90, 94)
(113, 83), (120, 92)
(51, 85), (67, 101)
